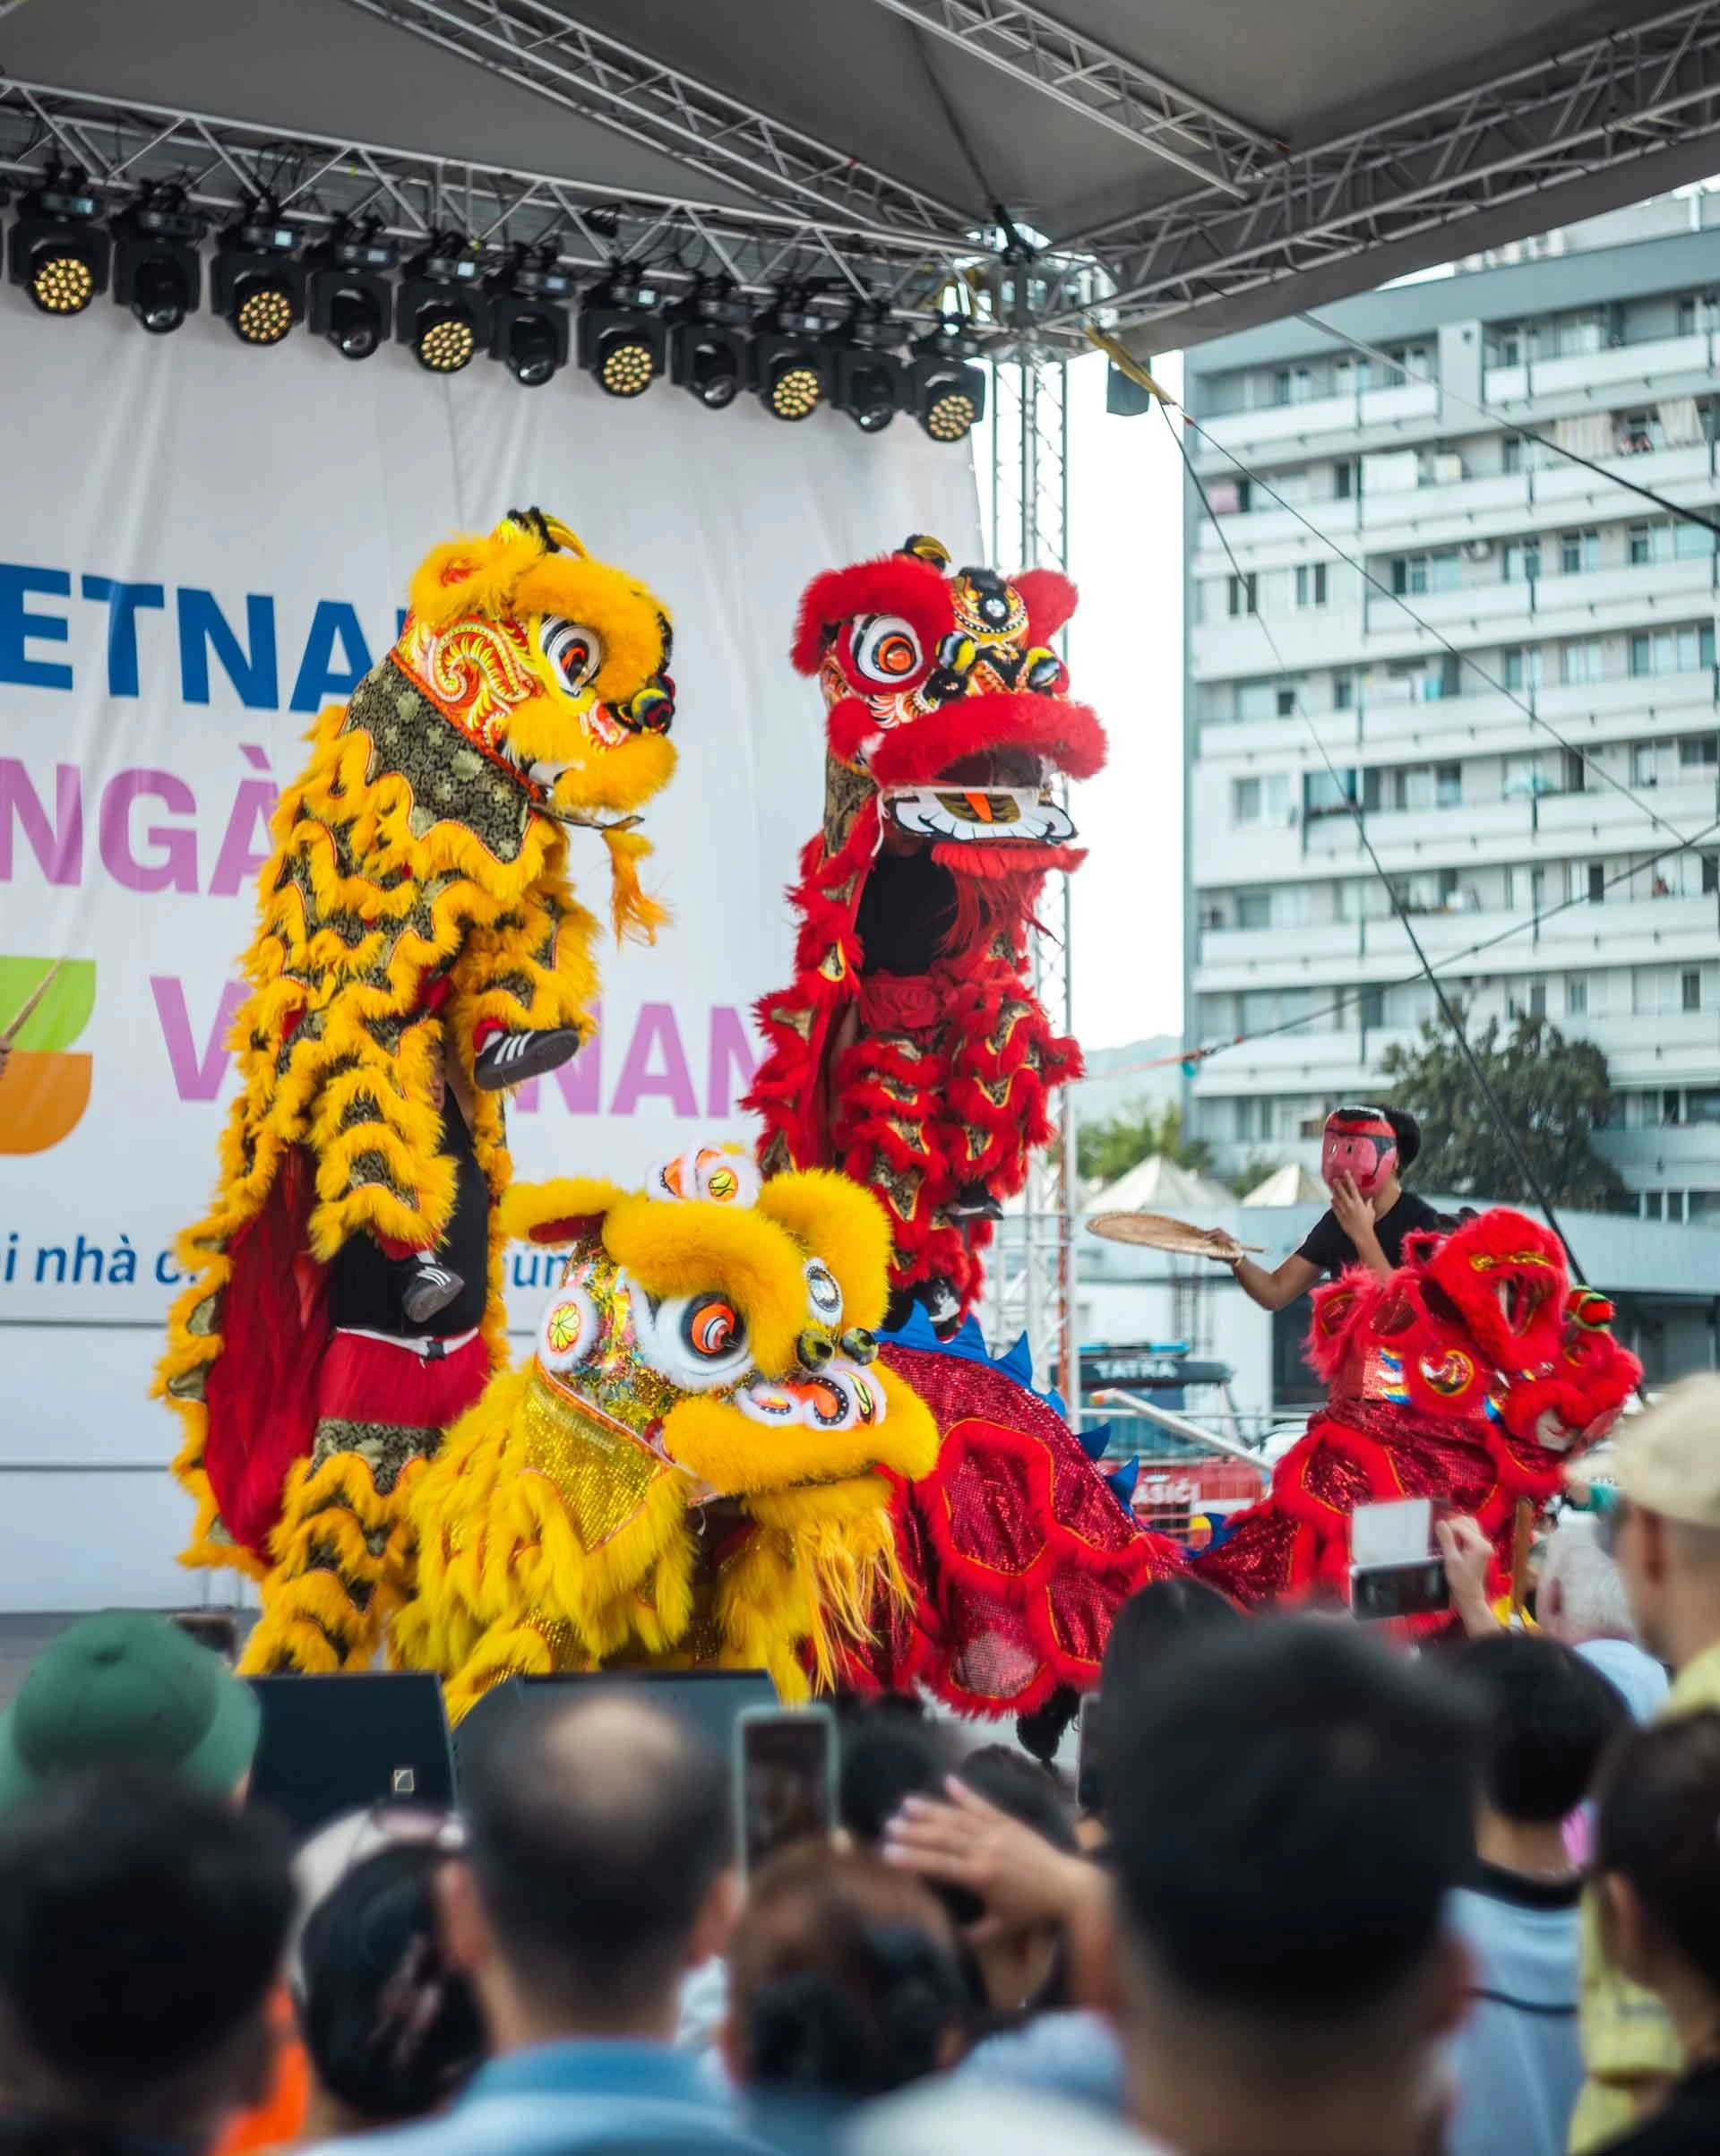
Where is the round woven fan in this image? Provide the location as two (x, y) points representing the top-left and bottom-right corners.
(1087, 1209), (1261, 1257)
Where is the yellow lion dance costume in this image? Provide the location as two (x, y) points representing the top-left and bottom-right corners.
(393, 1145), (939, 1718)
(159, 509), (678, 1676)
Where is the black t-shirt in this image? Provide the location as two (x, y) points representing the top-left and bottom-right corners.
(329, 1093), (489, 1337)
(1296, 1188), (1443, 1277)
(1598, 2065), (1720, 2156)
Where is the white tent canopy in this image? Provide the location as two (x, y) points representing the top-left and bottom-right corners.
(1087, 1153), (1235, 1219)
(1240, 1163), (1326, 1207)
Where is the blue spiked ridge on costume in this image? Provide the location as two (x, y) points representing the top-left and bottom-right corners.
(879, 1306), (1138, 1518)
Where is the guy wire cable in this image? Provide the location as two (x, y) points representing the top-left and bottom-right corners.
(1086, 325), (1704, 852)
(1136, 811), (1720, 1076)
(1174, 408), (1702, 854)
(1166, 399), (1595, 1281)
(1294, 311), (1720, 540)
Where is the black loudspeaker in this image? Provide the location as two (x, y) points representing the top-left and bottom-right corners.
(246, 1673), (456, 1837)
(453, 1668), (779, 1778)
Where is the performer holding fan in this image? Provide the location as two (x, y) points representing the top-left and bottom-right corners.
(1204, 1104), (1442, 1309)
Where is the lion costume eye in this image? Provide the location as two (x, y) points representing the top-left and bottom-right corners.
(636, 1289), (752, 1392)
(540, 616), (605, 695)
(537, 1281), (598, 1376)
(804, 1259), (843, 1329)
(851, 614), (924, 687)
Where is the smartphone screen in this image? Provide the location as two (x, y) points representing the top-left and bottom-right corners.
(1350, 1557), (1452, 1620)
(735, 1707), (836, 1877)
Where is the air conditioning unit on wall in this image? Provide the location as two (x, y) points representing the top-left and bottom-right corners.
(1461, 538), (1493, 562)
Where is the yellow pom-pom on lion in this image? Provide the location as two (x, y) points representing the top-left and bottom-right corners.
(157, 509), (680, 1677)
(392, 1145), (939, 1719)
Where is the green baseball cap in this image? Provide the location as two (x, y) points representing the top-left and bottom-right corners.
(0, 1610), (261, 1811)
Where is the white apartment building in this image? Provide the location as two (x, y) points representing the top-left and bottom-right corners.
(1182, 195), (1720, 1241)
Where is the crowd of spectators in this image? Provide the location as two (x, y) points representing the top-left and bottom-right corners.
(2, 1371), (1719, 2156)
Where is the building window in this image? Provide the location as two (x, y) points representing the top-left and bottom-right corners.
(1680, 734), (1720, 767)
(1501, 434), (1524, 473)
(1294, 563), (1329, 608)
(1705, 853), (1720, 895)
(1683, 968), (1703, 1012)
(1303, 769), (1355, 819)
(1630, 522), (1653, 566)
(1358, 984), (1385, 1029)
(1390, 551), (1459, 596)
(1631, 624), (1716, 675)
(1333, 670), (1355, 710)
(1435, 762), (1462, 807)
(1643, 1190), (1665, 1222)
(1236, 891), (1272, 930)
(1275, 686), (1295, 717)
(1566, 975), (1588, 1018)
(1588, 863), (1606, 905)
(1561, 640), (1605, 686)
(1334, 459), (1356, 500)
(1233, 774), (1291, 824)
(1502, 540), (1541, 583)
(1528, 979), (1548, 1019)
(1227, 573), (1257, 616)
(1561, 528), (1600, 574)
(1502, 646), (1543, 692)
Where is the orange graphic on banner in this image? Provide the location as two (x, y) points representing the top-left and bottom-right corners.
(0, 958), (94, 1155)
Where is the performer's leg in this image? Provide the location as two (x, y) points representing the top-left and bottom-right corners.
(451, 879), (602, 1091)
(829, 1023), (967, 1317)
(939, 960), (1079, 1203)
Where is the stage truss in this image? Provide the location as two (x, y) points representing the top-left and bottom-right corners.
(981, 355), (1078, 1412)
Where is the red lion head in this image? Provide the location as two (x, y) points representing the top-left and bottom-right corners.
(1422, 1208), (1568, 1375)
(792, 535), (1106, 880)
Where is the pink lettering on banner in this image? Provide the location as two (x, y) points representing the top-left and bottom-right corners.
(513, 1003), (602, 1115)
(0, 758), (82, 885)
(151, 975), (245, 1100)
(611, 1001), (698, 1117)
(99, 769), (197, 893)
(211, 745), (278, 897)
(706, 1005), (759, 1117)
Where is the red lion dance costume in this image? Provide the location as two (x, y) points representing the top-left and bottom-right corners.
(1198, 1208), (1641, 1617)
(746, 534), (1105, 1328)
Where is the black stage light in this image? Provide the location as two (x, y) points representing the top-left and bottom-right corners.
(7, 171), (109, 317)
(212, 208), (305, 348)
(111, 186), (205, 336)
(908, 316), (986, 442)
(667, 277), (750, 411)
(306, 221), (396, 360)
(750, 285), (839, 423)
(577, 263), (665, 399)
(395, 236), (490, 374)
(830, 299), (903, 434)
(486, 244), (572, 388)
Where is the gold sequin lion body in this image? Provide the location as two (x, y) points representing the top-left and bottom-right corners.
(393, 1145), (940, 1718)
(159, 509), (679, 1659)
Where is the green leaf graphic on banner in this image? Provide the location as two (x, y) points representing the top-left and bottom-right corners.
(0, 958), (96, 1051)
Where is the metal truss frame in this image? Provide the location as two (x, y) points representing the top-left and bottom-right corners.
(864, 0), (1275, 196)
(340, 0), (973, 241)
(1055, 0), (1720, 334)
(0, 75), (1036, 322)
(980, 355), (1078, 1412)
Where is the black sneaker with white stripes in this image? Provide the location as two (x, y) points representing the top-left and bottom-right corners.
(473, 1027), (582, 1092)
(401, 1255), (464, 1326)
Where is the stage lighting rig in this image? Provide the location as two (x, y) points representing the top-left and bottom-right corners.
(112, 185), (204, 336)
(829, 299), (903, 434)
(396, 235), (489, 374)
(212, 205), (305, 348)
(486, 243), (571, 389)
(578, 263), (664, 399)
(307, 220), (395, 361)
(751, 285), (838, 423)
(667, 277), (749, 411)
(908, 316), (986, 443)
(7, 169), (108, 317)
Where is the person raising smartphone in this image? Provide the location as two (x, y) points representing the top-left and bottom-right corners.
(1207, 1104), (1440, 1311)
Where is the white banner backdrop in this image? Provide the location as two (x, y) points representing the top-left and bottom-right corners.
(0, 299), (978, 1610)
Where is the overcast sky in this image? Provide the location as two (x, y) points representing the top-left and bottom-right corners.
(1062, 349), (1187, 1050)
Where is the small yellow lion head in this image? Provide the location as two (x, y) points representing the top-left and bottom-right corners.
(502, 1144), (939, 1498)
(394, 507), (675, 825)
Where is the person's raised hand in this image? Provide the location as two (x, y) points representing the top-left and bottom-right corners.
(882, 1774), (1100, 1946)
(1329, 1171), (1375, 1241)
(1436, 1515), (1499, 1637)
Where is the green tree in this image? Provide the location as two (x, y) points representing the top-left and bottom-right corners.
(1077, 1100), (1212, 1186)
(1380, 1012), (1627, 1210)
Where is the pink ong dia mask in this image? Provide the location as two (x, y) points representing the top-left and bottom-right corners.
(1321, 1107), (1398, 1198)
